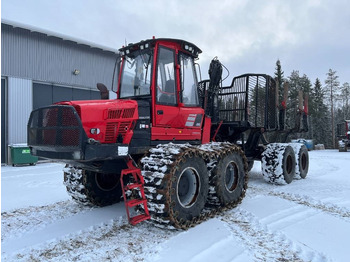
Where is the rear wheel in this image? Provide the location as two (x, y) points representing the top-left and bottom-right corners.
(339, 142), (347, 152)
(295, 145), (309, 178)
(64, 165), (123, 206)
(261, 143), (296, 185)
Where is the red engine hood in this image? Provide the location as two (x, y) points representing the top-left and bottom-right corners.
(56, 99), (138, 117)
(57, 99), (139, 144)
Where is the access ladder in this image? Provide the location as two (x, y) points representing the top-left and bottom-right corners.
(120, 159), (150, 225)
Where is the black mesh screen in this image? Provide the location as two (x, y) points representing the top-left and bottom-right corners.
(28, 106), (84, 148)
(218, 74), (277, 130)
(219, 77), (247, 122)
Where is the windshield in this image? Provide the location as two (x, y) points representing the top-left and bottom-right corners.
(120, 50), (152, 98)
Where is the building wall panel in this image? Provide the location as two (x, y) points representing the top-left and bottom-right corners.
(1, 24), (119, 90)
(7, 77), (32, 144)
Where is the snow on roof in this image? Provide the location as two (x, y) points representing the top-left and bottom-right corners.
(1, 19), (119, 54)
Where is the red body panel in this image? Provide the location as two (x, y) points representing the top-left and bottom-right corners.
(202, 117), (211, 144)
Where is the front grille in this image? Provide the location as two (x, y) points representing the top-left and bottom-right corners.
(107, 108), (135, 119)
(122, 108), (135, 118)
(108, 109), (122, 119)
(28, 105), (85, 148)
(105, 123), (118, 142)
(105, 121), (131, 143)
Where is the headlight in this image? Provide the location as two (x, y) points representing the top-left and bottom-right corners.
(90, 128), (100, 135)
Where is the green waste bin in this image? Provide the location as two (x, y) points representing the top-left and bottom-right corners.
(10, 144), (38, 166)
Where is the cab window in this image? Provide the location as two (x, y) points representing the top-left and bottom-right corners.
(156, 47), (177, 106)
(179, 53), (199, 106)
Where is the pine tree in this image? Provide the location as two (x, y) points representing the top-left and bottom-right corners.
(274, 59), (284, 102)
(286, 71), (311, 133)
(286, 70), (300, 128)
(309, 78), (332, 147)
(325, 69), (340, 148)
(340, 82), (350, 119)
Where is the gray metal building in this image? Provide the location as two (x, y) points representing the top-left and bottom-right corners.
(1, 20), (120, 164)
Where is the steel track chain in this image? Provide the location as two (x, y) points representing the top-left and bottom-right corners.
(63, 165), (90, 205)
(140, 142), (248, 230)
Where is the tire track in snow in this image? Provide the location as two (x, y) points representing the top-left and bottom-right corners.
(1, 200), (94, 241)
(3, 218), (175, 262)
(249, 186), (350, 222)
(221, 208), (329, 262)
(2, 201), (129, 256)
(2, 199), (177, 261)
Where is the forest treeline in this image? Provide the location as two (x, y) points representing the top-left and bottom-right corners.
(274, 60), (349, 148)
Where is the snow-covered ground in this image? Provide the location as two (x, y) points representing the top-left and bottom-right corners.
(1, 150), (350, 261)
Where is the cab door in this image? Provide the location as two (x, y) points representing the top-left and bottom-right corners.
(153, 46), (179, 129)
(152, 45), (203, 142)
(176, 52), (204, 139)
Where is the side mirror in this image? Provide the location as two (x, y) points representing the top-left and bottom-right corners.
(96, 83), (109, 100)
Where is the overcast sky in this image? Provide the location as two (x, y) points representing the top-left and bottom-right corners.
(2, 0), (350, 86)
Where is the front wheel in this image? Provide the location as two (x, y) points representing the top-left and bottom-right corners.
(64, 165), (123, 206)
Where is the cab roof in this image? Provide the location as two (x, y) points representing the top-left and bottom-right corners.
(119, 38), (202, 58)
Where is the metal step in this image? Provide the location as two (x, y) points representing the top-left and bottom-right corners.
(120, 159), (150, 226)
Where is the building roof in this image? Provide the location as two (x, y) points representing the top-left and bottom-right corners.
(1, 19), (119, 54)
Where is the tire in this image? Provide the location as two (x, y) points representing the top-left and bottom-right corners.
(298, 145), (309, 178)
(261, 143), (296, 185)
(338, 140), (347, 152)
(289, 143), (309, 179)
(212, 151), (246, 206)
(168, 154), (209, 225)
(64, 165), (89, 205)
(339, 146), (347, 152)
(64, 165), (123, 206)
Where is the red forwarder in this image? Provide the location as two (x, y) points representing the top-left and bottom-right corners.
(28, 38), (309, 229)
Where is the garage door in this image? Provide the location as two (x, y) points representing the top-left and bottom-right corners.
(33, 83), (100, 110)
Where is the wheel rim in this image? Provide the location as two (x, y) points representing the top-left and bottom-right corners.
(177, 167), (200, 208)
(225, 161), (239, 192)
(95, 172), (120, 191)
(286, 155), (293, 175)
